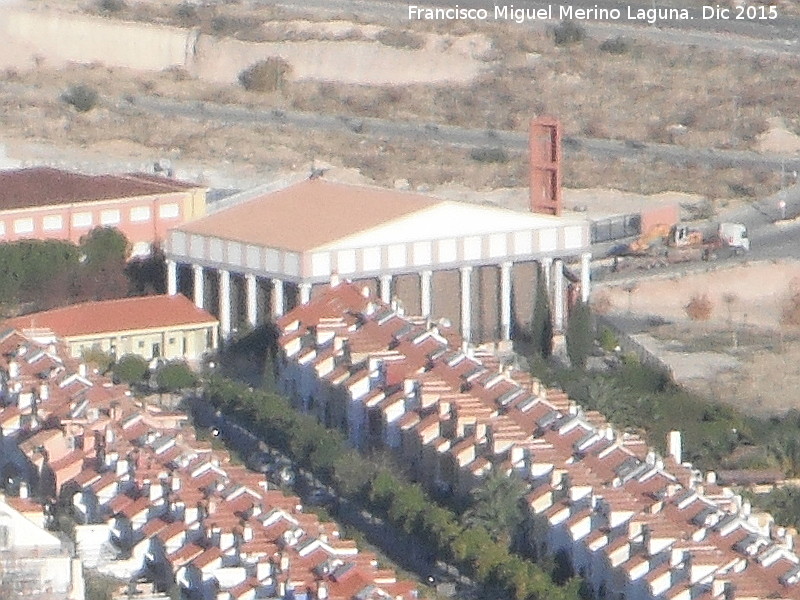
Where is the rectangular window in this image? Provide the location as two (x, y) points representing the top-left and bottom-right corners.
(0, 221), (6, 236)
(168, 337), (176, 345)
(13, 218), (34, 234)
(42, 215), (63, 231)
(130, 206), (151, 222)
(72, 212), (92, 228)
(159, 203), (180, 219)
(138, 341), (145, 349)
(100, 209), (121, 225)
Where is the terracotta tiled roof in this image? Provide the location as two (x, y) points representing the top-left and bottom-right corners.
(176, 178), (440, 252)
(0, 167), (202, 210)
(4, 294), (217, 338)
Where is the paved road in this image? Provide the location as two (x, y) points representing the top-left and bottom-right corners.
(119, 94), (800, 174)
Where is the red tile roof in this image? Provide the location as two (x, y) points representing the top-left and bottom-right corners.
(176, 178), (439, 252)
(0, 167), (203, 210)
(4, 294), (217, 338)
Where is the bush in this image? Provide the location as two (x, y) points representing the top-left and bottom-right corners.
(375, 29), (425, 50)
(238, 58), (292, 92)
(113, 354), (149, 385)
(599, 37), (629, 54)
(598, 327), (619, 352)
(470, 147), (509, 164)
(553, 20), (586, 46)
(155, 361), (198, 392)
(62, 84), (99, 113)
(685, 293), (713, 321)
(97, 0), (125, 13)
(174, 2), (198, 24)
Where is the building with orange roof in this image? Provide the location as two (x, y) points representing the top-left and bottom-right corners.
(164, 177), (591, 343)
(275, 279), (800, 600)
(0, 167), (207, 256)
(0, 327), (419, 600)
(3, 294), (219, 362)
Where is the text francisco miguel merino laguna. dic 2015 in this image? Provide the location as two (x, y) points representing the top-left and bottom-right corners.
(407, 4), (778, 25)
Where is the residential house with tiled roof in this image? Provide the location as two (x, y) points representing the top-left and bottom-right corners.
(276, 279), (800, 600)
(4, 294), (219, 362)
(0, 328), (419, 600)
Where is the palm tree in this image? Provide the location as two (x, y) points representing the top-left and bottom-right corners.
(463, 470), (528, 546)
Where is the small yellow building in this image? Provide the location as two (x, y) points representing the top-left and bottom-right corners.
(4, 295), (218, 362)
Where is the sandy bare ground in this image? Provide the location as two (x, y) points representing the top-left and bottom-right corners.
(596, 260), (800, 416)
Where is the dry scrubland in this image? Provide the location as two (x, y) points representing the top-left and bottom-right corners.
(75, 0), (800, 150)
(0, 0), (794, 197)
(0, 61), (783, 197)
(596, 261), (800, 417)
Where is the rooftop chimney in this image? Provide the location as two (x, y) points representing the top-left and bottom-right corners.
(529, 116), (562, 216)
(330, 272), (341, 287)
(667, 430), (682, 465)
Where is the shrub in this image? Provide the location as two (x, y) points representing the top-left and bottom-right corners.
(470, 147), (509, 164)
(156, 361), (198, 392)
(685, 293), (713, 321)
(174, 2), (198, 24)
(62, 84), (99, 113)
(375, 29), (425, 50)
(781, 282), (800, 328)
(599, 36), (629, 54)
(238, 58), (292, 92)
(97, 0), (125, 13)
(598, 327), (619, 352)
(553, 20), (586, 46)
(113, 354), (149, 385)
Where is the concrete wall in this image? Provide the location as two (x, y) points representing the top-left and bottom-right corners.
(0, 9), (192, 71)
(0, 8), (482, 85)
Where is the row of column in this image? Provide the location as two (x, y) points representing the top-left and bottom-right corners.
(166, 252), (591, 343)
(168, 261), (292, 339)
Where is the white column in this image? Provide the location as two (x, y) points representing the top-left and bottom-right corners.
(299, 282), (312, 305)
(246, 273), (258, 328)
(500, 261), (513, 341)
(218, 269), (231, 339)
(553, 259), (564, 332)
(193, 264), (205, 309)
(166, 259), (177, 296)
(380, 274), (392, 304)
(580, 252), (591, 304)
(460, 266), (472, 344)
(420, 270), (432, 318)
(541, 256), (553, 295)
(272, 278), (284, 318)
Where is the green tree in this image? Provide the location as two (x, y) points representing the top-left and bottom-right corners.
(566, 301), (593, 370)
(113, 354), (149, 385)
(769, 433), (800, 478)
(463, 470), (528, 546)
(80, 227), (130, 269)
(77, 227), (131, 301)
(81, 347), (114, 375)
(530, 264), (553, 358)
(155, 361), (198, 393)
